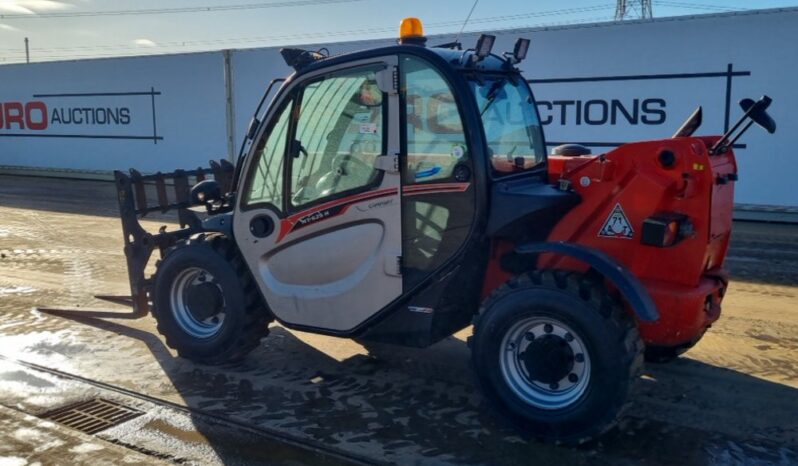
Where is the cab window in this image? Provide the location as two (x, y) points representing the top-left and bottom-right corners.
(400, 55), (474, 289)
(289, 65), (385, 208)
(402, 56), (468, 184)
(470, 78), (545, 175)
(243, 98), (293, 209)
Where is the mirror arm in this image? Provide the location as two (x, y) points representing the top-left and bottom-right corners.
(710, 103), (760, 155)
(710, 107), (755, 154)
(726, 120), (755, 149)
(710, 95), (775, 155)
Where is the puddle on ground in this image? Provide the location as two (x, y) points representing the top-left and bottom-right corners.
(0, 287), (36, 297)
(143, 419), (210, 445)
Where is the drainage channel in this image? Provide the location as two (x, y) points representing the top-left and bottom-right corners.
(0, 354), (379, 466)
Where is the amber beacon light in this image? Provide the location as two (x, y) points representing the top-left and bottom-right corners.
(399, 17), (426, 45)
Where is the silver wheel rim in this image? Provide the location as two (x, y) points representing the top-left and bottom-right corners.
(169, 267), (226, 339)
(499, 316), (591, 410)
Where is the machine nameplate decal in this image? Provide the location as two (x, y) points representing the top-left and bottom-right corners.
(598, 203), (635, 239)
(276, 187), (398, 243)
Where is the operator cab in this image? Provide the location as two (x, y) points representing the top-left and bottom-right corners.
(232, 19), (551, 339)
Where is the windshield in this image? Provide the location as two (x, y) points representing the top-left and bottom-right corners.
(470, 77), (546, 175)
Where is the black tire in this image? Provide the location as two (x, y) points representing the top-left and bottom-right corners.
(152, 234), (271, 364)
(644, 344), (689, 364)
(471, 271), (643, 444)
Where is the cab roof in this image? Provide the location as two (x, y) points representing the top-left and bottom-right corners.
(284, 42), (518, 78)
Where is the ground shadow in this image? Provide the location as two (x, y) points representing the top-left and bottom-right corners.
(0, 175), (175, 223)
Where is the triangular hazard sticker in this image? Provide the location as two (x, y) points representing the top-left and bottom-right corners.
(598, 203), (634, 239)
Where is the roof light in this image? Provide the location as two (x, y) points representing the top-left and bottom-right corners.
(399, 17), (426, 45)
(503, 38), (530, 65)
(513, 38), (530, 61)
(474, 34), (496, 61)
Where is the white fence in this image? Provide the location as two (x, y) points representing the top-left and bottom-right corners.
(1, 7), (796, 211)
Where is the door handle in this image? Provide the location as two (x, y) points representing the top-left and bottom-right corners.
(249, 215), (275, 238)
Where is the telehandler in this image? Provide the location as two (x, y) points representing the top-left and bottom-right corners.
(107, 18), (776, 443)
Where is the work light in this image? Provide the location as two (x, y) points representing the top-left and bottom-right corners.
(513, 38), (530, 61)
(475, 34), (496, 59)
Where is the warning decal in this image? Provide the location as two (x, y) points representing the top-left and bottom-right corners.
(598, 203), (635, 239)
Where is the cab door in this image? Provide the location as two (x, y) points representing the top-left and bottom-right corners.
(399, 55), (476, 290)
(233, 57), (402, 332)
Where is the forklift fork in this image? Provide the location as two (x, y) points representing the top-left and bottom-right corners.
(35, 160), (235, 320)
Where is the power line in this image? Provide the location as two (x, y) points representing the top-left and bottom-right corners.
(657, 1), (746, 12)
(0, 0), (366, 19)
(0, 5), (615, 53)
(455, 0), (480, 44)
(0, 15), (617, 61)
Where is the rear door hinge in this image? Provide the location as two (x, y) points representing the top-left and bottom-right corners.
(374, 154), (399, 174)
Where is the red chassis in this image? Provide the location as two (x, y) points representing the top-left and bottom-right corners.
(483, 135), (736, 348)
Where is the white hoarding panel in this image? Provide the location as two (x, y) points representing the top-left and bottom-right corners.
(506, 10), (798, 207)
(229, 47), (292, 156)
(0, 52), (228, 173)
(229, 38), (397, 152)
(0, 8), (795, 209)
(227, 9), (797, 208)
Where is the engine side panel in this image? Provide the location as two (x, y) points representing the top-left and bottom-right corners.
(543, 137), (736, 346)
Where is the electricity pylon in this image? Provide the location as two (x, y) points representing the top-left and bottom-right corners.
(615, 0), (653, 20)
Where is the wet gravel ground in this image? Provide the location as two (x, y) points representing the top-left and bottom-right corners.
(0, 174), (797, 465)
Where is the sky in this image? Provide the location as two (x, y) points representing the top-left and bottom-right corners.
(0, 0), (796, 63)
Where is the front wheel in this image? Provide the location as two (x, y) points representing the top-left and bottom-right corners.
(471, 271), (643, 444)
(152, 234), (271, 364)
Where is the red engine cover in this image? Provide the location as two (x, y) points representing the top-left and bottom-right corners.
(541, 136), (736, 346)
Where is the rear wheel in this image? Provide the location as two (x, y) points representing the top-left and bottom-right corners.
(152, 234), (271, 364)
(644, 343), (690, 363)
(471, 271), (643, 444)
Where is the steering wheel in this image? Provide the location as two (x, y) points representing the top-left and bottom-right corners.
(331, 153), (372, 174)
(314, 154), (373, 197)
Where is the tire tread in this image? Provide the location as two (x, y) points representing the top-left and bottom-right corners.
(152, 233), (272, 364)
(472, 269), (643, 444)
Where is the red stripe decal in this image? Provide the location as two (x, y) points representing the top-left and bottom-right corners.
(276, 187), (398, 243)
(402, 182), (470, 196)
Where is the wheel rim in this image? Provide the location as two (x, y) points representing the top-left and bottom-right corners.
(169, 267), (226, 339)
(499, 316), (591, 410)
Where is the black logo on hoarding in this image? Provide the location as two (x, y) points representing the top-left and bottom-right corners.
(530, 64), (750, 149)
(0, 88), (162, 144)
(537, 98), (667, 126)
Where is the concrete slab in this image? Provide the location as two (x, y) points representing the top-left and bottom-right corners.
(0, 403), (170, 466)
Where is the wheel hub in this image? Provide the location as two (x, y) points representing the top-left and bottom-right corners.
(185, 282), (224, 321)
(521, 335), (575, 384)
(169, 267), (226, 339)
(499, 317), (591, 410)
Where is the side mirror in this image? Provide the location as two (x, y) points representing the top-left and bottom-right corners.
(740, 96), (776, 134)
(190, 179), (221, 205)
